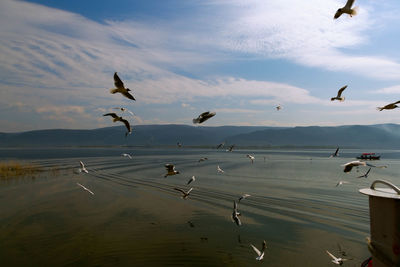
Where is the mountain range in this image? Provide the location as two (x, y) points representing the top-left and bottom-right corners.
(1, 124), (400, 148)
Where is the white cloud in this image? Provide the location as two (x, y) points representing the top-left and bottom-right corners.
(373, 85), (400, 94)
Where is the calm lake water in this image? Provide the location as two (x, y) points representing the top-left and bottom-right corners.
(1, 147), (399, 266)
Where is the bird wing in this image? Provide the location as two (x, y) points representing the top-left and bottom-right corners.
(365, 168), (371, 175)
(393, 100), (400, 105)
(326, 250), (338, 261)
(165, 164), (174, 171)
(120, 118), (131, 133)
(114, 72), (125, 89)
(345, 0), (355, 9)
(187, 188), (193, 194)
(80, 161), (85, 168)
(334, 9), (343, 19)
(174, 188), (186, 195)
(262, 240), (267, 252)
(335, 147), (339, 156)
(250, 244), (262, 257)
(343, 165), (353, 173)
(77, 183), (94, 195)
(337, 85), (347, 97)
(200, 111), (210, 117)
(233, 200), (238, 211)
(122, 91), (135, 100)
(103, 113), (118, 119)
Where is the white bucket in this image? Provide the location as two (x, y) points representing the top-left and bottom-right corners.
(359, 180), (400, 267)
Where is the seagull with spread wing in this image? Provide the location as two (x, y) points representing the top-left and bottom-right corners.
(246, 154), (255, 164)
(164, 164), (180, 178)
(232, 200), (241, 226)
(103, 113), (132, 136)
(250, 240), (267, 261)
(331, 85), (347, 101)
(377, 100), (400, 111)
(110, 72), (135, 100)
(334, 0), (357, 19)
(174, 187), (193, 199)
(193, 111), (216, 124)
(78, 161), (88, 174)
(121, 153), (132, 159)
(326, 250), (349, 265)
(357, 168), (371, 178)
(238, 194), (251, 202)
(330, 147), (340, 158)
(77, 183), (94, 195)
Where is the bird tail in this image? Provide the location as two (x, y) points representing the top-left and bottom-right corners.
(193, 118), (199, 124)
(110, 88), (118, 94)
(377, 107), (383, 111)
(330, 98), (335, 101)
(340, 97), (345, 102)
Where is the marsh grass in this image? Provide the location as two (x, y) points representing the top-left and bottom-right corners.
(0, 161), (43, 180)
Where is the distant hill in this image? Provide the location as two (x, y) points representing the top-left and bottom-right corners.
(1, 124), (400, 148)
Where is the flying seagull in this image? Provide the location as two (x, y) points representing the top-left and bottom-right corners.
(334, 0), (357, 19)
(326, 250), (349, 265)
(331, 85), (347, 101)
(78, 161), (89, 173)
(227, 145), (235, 152)
(330, 147), (340, 158)
(187, 176), (196, 185)
(238, 194), (251, 202)
(103, 113), (132, 136)
(336, 180), (349, 187)
(164, 164), (180, 178)
(198, 157), (208, 163)
(113, 107), (134, 116)
(77, 183), (94, 195)
(121, 153), (132, 159)
(177, 142), (182, 148)
(276, 104), (282, 111)
(250, 240), (267, 261)
(357, 168), (371, 178)
(110, 72), (135, 100)
(377, 100), (400, 111)
(342, 160), (387, 173)
(246, 154), (255, 164)
(174, 187), (193, 199)
(193, 111), (216, 124)
(217, 165), (224, 173)
(232, 200), (241, 226)
(216, 142), (225, 149)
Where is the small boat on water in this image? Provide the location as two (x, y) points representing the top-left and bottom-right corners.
(356, 153), (380, 160)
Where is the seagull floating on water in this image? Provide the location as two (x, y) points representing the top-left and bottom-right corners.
(334, 0), (357, 19)
(78, 161), (88, 173)
(113, 107), (134, 116)
(164, 164), (180, 178)
(174, 187), (193, 199)
(110, 72), (135, 100)
(377, 100), (400, 111)
(232, 200), (241, 226)
(357, 167), (371, 178)
(193, 111), (216, 124)
(238, 194), (251, 202)
(250, 240), (267, 261)
(331, 85), (347, 101)
(77, 182), (94, 195)
(326, 250), (349, 265)
(121, 153), (132, 159)
(187, 176), (196, 185)
(103, 113), (132, 137)
(330, 147), (340, 158)
(217, 165), (224, 173)
(246, 154), (255, 164)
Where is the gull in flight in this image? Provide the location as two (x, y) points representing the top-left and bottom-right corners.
(113, 107), (134, 116)
(377, 100), (400, 111)
(77, 183), (94, 195)
(217, 165), (224, 173)
(226, 145), (235, 152)
(164, 164), (180, 178)
(174, 187), (193, 199)
(246, 154), (255, 164)
(238, 194), (251, 202)
(177, 142), (182, 148)
(330, 147), (340, 158)
(336, 180), (349, 187)
(357, 168), (371, 178)
(103, 113), (132, 136)
(337, 243), (347, 257)
(121, 153), (132, 159)
(250, 240), (267, 261)
(78, 161), (89, 173)
(334, 0), (357, 19)
(193, 111), (216, 124)
(110, 72), (135, 100)
(276, 104), (282, 111)
(342, 160), (386, 173)
(331, 85), (347, 101)
(198, 157), (208, 163)
(187, 175), (196, 185)
(326, 250), (349, 265)
(232, 200), (241, 226)
(216, 142), (225, 149)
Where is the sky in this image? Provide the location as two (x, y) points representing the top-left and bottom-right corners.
(1, 0), (400, 132)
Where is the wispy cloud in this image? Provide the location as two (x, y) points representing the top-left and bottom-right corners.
(372, 85), (400, 94)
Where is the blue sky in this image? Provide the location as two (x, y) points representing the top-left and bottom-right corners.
(1, 0), (400, 132)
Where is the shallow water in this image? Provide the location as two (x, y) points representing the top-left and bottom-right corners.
(0, 147), (399, 266)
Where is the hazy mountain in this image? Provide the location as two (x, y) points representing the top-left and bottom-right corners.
(1, 124), (400, 148)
